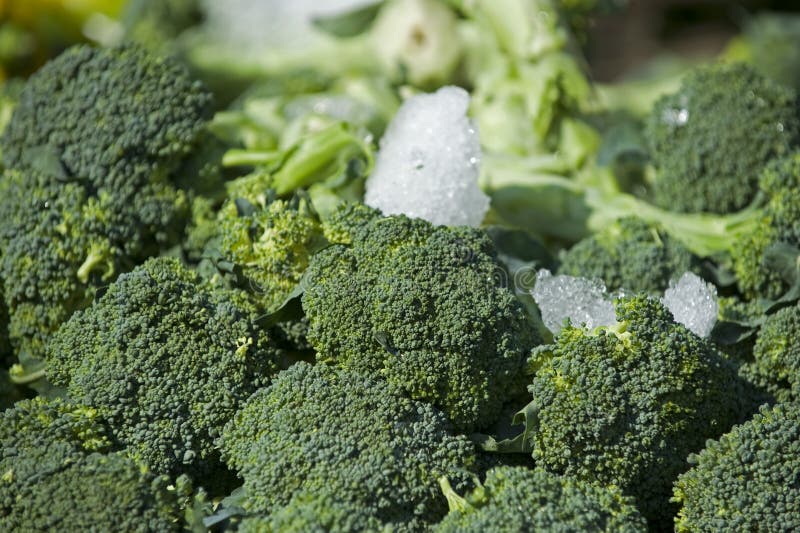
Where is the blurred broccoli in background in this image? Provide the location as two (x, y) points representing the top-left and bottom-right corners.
(646, 62), (799, 214)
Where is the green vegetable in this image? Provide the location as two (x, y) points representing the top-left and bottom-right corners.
(673, 402), (800, 532)
(557, 216), (700, 293)
(45, 257), (281, 486)
(435, 466), (646, 532)
(302, 211), (540, 431)
(487, 294), (759, 528)
(220, 362), (477, 531)
(646, 62), (799, 214)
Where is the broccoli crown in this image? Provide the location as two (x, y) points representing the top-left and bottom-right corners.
(302, 214), (538, 431)
(0, 170), (125, 363)
(213, 174), (324, 312)
(123, 0), (203, 53)
(731, 153), (800, 299)
(45, 257), (281, 482)
(0, 43), (212, 368)
(3, 452), (186, 532)
(320, 201), (383, 244)
(0, 399), (182, 530)
(220, 362), (478, 531)
(0, 398), (112, 513)
(740, 302), (800, 402)
(646, 62), (799, 214)
(673, 401), (800, 532)
(435, 466), (646, 533)
(238, 490), (392, 533)
(557, 216), (698, 293)
(743, 12), (800, 91)
(0, 44), (212, 208)
(522, 294), (749, 528)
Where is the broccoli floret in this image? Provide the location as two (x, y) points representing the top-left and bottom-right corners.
(210, 172), (325, 313)
(739, 302), (800, 402)
(1, 44), (212, 210)
(220, 362), (478, 531)
(731, 153), (800, 299)
(645, 62), (799, 214)
(238, 489), (392, 533)
(122, 0), (203, 54)
(507, 294), (755, 528)
(320, 201), (382, 245)
(739, 12), (800, 91)
(0, 44), (212, 375)
(301, 213), (539, 431)
(3, 452), (188, 532)
(673, 401), (800, 532)
(435, 466), (646, 532)
(558, 216), (699, 293)
(0, 398), (112, 506)
(45, 257), (281, 485)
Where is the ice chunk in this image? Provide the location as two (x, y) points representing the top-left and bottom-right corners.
(364, 86), (490, 227)
(531, 270), (617, 334)
(662, 272), (718, 338)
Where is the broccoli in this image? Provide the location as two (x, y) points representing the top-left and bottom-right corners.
(207, 170), (325, 313)
(557, 216), (700, 293)
(0, 44), (213, 377)
(732, 12), (800, 91)
(435, 466), (646, 532)
(0, 398), (112, 506)
(45, 257), (282, 486)
(219, 362), (478, 531)
(645, 62), (799, 214)
(237, 489), (392, 533)
(485, 147), (800, 302)
(301, 212), (539, 431)
(122, 0), (204, 54)
(4, 452), (189, 532)
(673, 401), (800, 532)
(0, 398), (189, 531)
(493, 295), (756, 528)
(738, 302), (800, 402)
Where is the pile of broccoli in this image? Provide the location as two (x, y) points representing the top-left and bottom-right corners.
(2, 1), (800, 531)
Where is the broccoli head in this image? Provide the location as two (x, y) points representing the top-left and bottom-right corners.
(509, 294), (752, 528)
(646, 62), (799, 214)
(0, 397), (112, 514)
(238, 489), (392, 533)
(731, 153), (800, 299)
(673, 401), (800, 532)
(220, 362), (478, 531)
(1, 44), (212, 212)
(45, 257), (282, 484)
(739, 12), (800, 91)
(302, 213), (539, 431)
(0, 43), (212, 375)
(211, 171), (325, 313)
(435, 466), (646, 532)
(3, 452), (188, 532)
(557, 216), (699, 293)
(738, 302), (800, 402)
